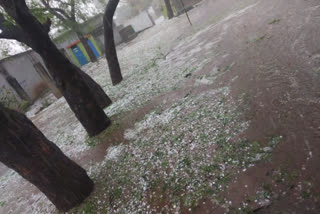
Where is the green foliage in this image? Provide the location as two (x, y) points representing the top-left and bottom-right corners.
(28, 1), (53, 23)
(32, 0), (100, 33)
(0, 86), (30, 112)
(80, 201), (97, 214)
(269, 19), (281, 24)
(0, 201), (6, 207)
(0, 86), (19, 107)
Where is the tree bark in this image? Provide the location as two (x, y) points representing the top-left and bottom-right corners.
(34, 59), (112, 108)
(1, 0), (111, 136)
(104, 0), (123, 86)
(164, 0), (174, 19)
(77, 33), (98, 63)
(33, 62), (62, 99)
(79, 70), (112, 108)
(0, 105), (94, 211)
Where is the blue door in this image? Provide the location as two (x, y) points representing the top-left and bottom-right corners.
(87, 40), (100, 58)
(72, 46), (88, 66)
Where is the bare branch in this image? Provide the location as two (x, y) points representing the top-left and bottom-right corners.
(70, 0), (75, 21)
(0, 26), (31, 46)
(39, 0), (72, 22)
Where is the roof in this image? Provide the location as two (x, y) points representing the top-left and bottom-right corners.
(66, 35), (92, 48)
(0, 50), (34, 64)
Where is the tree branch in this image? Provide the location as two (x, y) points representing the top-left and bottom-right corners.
(0, 26), (31, 46)
(0, 0), (45, 46)
(70, 0), (75, 22)
(39, 0), (72, 22)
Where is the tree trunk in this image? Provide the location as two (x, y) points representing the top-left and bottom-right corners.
(79, 70), (112, 108)
(77, 33), (98, 63)
(104, 0), (123, 86)
(33, 62), (62, 99)
(164, 0), (174, 19)
(33, 59), (112, 108)
(0, 105), (94, 211)
(3, 0), (111, 136)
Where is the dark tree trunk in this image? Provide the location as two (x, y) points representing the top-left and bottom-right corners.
(77, 33), (98, 63)
(104, 0), (123, 86)
(0, 105), (94, 211)
(79, 71), (112, 108)
(2, 0), (111, 136)
(33, 62), (62, 99)
(164, 0), (174, 19)
(34, 58), (112, 108)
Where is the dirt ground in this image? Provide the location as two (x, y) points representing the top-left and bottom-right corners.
(1, 0), (320, 213)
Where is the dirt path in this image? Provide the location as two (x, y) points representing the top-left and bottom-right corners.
(189, 0), (320, 212)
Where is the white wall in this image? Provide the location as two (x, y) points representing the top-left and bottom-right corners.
(123, 11), (154, 33)
(1, 52), (48, 100)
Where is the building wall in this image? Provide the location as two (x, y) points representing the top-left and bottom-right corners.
(0, 51), (49, 100)
(122, 11), (154, 33)
(172, 0), (202, 14)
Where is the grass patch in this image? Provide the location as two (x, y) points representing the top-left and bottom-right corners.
(85, 118), (122, 147)
(0, 201), (6, 207)
(269, 19), (281, 24)
(255, 34), (267, 42)
(75, 89), (282, 213)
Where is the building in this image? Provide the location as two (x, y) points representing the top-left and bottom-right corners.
(0, 50), (61, 108)
(54, 14), (123, 67)
(171, 0), (202, 15)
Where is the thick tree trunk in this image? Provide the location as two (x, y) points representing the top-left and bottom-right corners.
(79, 71), (112, 108)
(164, 0), (174, 19)
(34, 59), (112, 108)
(104, 0), (123, 86)
(0, 105), (94, 211)
(33, 62), (62, 98)
(77, 33), (98, 63)
(3, 0), (111, 136)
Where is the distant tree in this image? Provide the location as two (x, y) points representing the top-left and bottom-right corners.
(0, 0), (111, 136)
(0, 104), (94, 211)
(164, 0), (174, 19)
(104, 0), (123, 85)
(37, 0), (99, 62)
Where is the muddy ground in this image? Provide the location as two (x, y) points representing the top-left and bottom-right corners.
(1, 0), (320, 213)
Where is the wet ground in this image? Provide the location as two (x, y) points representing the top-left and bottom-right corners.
(1, 0), (320, 213)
